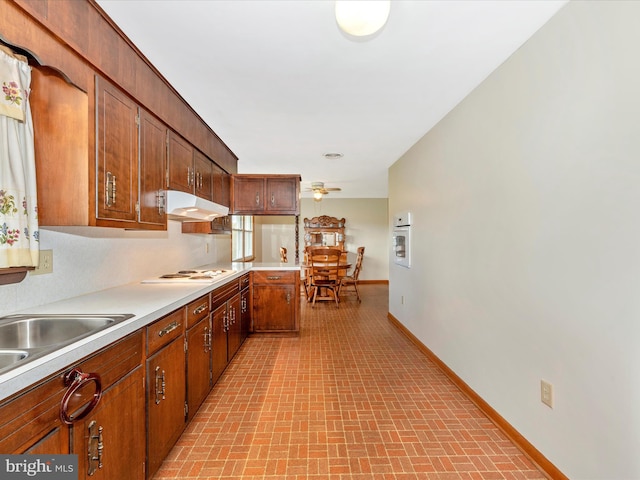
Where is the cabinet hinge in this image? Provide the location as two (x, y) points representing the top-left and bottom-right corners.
(135, 201), (140, 214)
(184, 337), (188, 352)
(184, 401), (189, 419)
(135, 113), (140, 126)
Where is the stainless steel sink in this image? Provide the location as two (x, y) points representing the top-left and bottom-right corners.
(0, 350), (29, 370)
(0, 314), (134, 375)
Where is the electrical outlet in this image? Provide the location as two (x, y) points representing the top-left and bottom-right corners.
(541, 380), (553, 408)
(401, 295), (404, 305)
(31, 249), (53, 275)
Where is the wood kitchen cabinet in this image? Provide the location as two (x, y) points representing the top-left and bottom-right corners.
(194, 150), (214, 201)
(139, 108), (168, 227)
(71, 332), (145, 480)
(212, 163), (231, 207)
(96, 75), (139, 225)
(252, 270), (300, 333)
(211, 279), (242, 384)
(240, 273), (252, 341)
(185, 295), (212, 420)
(146, 309), (186, 478)
(0, 372), (70, 454)
(231, 174), (301, 215)
(0, 331), (145, 480)
(168, 132), (216, 201)
(3, 0), (238, 233)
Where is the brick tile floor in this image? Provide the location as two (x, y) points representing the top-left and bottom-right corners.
(153, 284), (547, 479)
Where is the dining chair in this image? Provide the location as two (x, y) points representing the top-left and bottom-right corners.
(308, 247), (342, 307)
(340, 246), (364, 302)
(279, 246), (287, 263)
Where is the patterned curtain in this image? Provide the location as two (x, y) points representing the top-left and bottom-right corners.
(0, 46), (39, 268)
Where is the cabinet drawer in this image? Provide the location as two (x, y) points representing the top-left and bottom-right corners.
(147, 309), (184, 355)
(186, 294), (210, 329)
(240, 273), (251, 290)
(76, 331), (143, 391)
(253, 270), (296, 284)
(212, 279), (240, 309)
(0, 373), (68, 454)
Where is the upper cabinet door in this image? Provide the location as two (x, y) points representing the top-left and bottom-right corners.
(265, 177), (299, 213)
(167, 131), (194, 194)
(212, 163), (230, 207)
(138, 109), (167, 227)
(230, 175), (300, 215)
(232, 176), (265, 213)
(194, 150), (213, 201)
(96, 76), (138, 223)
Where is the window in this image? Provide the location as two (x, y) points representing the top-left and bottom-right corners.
(232, 215), (254, 262)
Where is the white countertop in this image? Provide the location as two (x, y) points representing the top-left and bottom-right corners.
(0, 262), (300, 401)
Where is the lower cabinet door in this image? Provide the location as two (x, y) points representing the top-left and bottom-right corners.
(73, 367), (145, 480)
(253, 284), (296, 332)
(186, 317), (212, 419)
(227, 293), (242, 361)
(146, 337), (186, 478)
(211, 304), (228, 385)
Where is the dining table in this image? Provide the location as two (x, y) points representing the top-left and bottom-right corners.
(300, 260), (352, 302)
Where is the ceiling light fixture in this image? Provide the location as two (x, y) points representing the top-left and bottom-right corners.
(313, 191), (324, 202)
(323, 152), (344, 160)
(335, 0), (390, 37)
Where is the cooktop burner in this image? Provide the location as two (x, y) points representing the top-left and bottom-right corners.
(143, 269), (235, 284)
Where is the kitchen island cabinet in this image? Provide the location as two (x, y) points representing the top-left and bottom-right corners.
(252, 270), (300, 333)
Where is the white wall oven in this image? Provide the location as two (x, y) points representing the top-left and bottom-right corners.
(392, 212), (411, 268)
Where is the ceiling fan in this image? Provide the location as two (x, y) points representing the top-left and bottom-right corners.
(306, 182), (342, 201)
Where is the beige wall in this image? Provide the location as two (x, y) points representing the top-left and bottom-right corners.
(255, 198), (389, 281)
(389, 2), (640, 478)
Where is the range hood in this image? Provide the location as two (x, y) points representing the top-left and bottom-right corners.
(165, 190), (229, 222)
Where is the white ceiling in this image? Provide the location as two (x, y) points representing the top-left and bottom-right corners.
(96, 0), (566, 199)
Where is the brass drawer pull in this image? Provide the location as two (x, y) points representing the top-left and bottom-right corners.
(193, 303), (207, 315)
(266, 276), (281, 280)
(158, 321), (180, 337)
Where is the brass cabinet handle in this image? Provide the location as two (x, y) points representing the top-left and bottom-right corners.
(157, 190), (166, 215)
(87, 420), (104, 475)
(266, 276), (281, 280)
(270, 193), (275, 206)
(158, 321), (181, 337)
(255, 192), (260, 205)
(105, 172), (116, 207)
(60, 368), (102, 425)
(154, 366), (166, 405)
(193, 303), (207, 315)
(203, 326), (211, 350)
